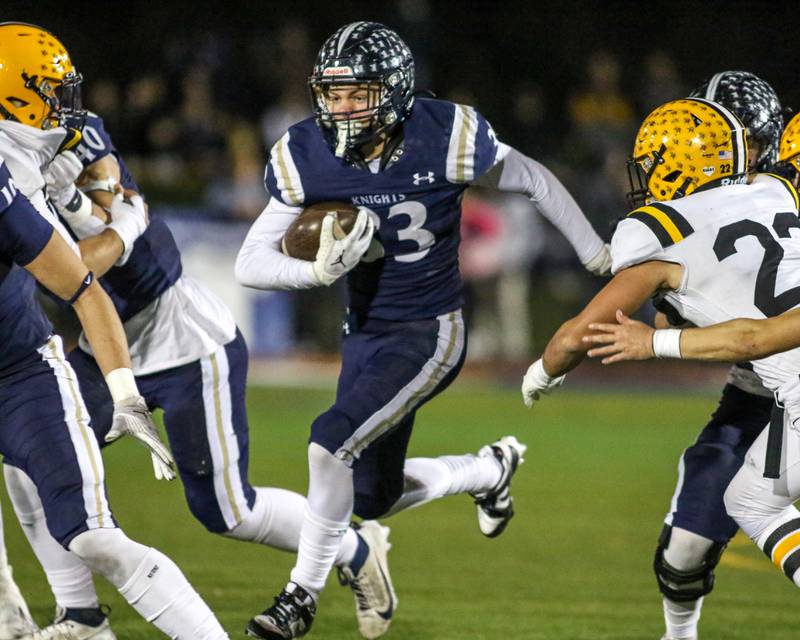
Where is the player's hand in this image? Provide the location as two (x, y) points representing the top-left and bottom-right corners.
(583, 309), (655, 364)
(106, 395), (176, 481)
(521, 358), (565, 408)
(583, 243), (612, 276)
(311, 207), (375, 286)
(44, 151), (85, 212)
(107, 193), (149, 265)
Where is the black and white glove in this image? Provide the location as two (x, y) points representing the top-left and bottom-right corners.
(309, 208), (375, 286)
(521, 358), (565, 408)
(44, 151), (102, 237)
(107, 193), (148, 265)
(583, 243), (612, 276)
(106, 395), (176, 481)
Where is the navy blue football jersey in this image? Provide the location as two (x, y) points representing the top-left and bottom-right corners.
(265, 97), (502, 322)
(72, 113), (182, 321)
(0, 160), (55, 373)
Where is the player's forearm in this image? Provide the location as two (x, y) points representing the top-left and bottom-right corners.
(679, 317), (792, 362)
(487, 148), (605, 264)
(542, 317), (589, 376)
(72, 280), (132, 375)
(235, 207), (318, 290)
(77, 230), (124, 278)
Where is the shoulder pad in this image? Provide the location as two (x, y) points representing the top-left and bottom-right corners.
(610, 203), (693, 273)
(264, 130), (306, 207)
(762, 173), (800, 212)
(445, 102), (501, 183)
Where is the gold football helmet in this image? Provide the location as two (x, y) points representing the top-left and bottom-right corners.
(780, 112), (800, 174)
(0, 22), (83, 129)
(627, 98), (748, 207)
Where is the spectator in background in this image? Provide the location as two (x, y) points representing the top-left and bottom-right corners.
(567, 50), (636, 167)
(638, 50), (685, 114)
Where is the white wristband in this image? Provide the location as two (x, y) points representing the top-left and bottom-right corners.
(652, 329), (683, 359)
(105, 367), (139, 403)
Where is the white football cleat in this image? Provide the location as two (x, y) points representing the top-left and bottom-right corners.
(0, 567), (38, 639)
(472, 436), (527, 538)
(24, 607), (116, 640)
(337, 521), (397, 639)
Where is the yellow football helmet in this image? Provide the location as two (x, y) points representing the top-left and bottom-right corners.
(0, 22), (83, 129)
(780, 112), (800, 174)
(627, 98), (748, 207)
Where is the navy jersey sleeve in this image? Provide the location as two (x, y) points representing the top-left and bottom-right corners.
(74, 112), (139, 191)
(0, 161), (54, 266)
(263, 130), (306, 207)
(445, 104), (502, 184)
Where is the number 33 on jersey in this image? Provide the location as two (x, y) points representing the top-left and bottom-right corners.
(264, 97), (505, 322)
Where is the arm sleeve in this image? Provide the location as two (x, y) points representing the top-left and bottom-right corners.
(0, 162), (54, 266)
(474, 146), (605, 265)
(235, 198), (319, 290)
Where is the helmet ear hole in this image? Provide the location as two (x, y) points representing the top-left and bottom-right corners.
(6, 97), (28, 108)
(662, 170), (682, 183)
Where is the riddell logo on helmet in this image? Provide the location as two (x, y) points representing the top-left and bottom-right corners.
(323, 67), (354, 77)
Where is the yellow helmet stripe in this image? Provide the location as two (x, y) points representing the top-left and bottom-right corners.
(627, 203), (693, 247)
(766, 173), (800, 212)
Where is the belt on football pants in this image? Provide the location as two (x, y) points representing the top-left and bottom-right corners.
(764, 401), (784, 479)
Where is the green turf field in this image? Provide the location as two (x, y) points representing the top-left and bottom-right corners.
(5, 384), (797, 639)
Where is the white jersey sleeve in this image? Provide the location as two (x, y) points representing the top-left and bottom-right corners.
(473, 146), (605, 265)
(611, 202), (695, 273)
(235, 197), (318, 291)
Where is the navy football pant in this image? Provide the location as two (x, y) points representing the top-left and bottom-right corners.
(69, 331), (255, 533)
(310, 310), (467, 519)
(665, 383), (773, 542)
(1, 336), (114, 546)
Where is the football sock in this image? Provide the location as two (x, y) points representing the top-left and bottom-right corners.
(4, 464), (98, 608)
(662, 597), (702, 640)
(224, 486), (360, 567)
(70, 528), (228, 639)
(386, 454), (502, 514)
(289, 443), (353, 598)
(756, 507), (800, 586)
(0, 496), (10, 581)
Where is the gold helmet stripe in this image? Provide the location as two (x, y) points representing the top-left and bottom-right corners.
(766, 173), (800, 211)
(627, 203), (693, 248)
(688, 97), (747, 177)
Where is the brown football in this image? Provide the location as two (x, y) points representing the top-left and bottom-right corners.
(281, 201), (359, 261)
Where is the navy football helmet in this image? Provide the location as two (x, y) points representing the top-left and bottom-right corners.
(690, 71), (784, 172)
(309, 21), (415, 159)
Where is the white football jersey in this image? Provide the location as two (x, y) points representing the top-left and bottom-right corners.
(0, 124), (79, 254)
(611, 174), (800, 395)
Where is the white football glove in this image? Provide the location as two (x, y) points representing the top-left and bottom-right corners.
(107, 193), (149, 265)
(44, 150), (84, 198)
(309, 208), (375, 286)
(106, 395), (176, 481)
(583, 243), (612, 276)
(521, 358), (565, 408)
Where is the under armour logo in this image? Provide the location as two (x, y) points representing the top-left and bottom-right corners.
(412, 171), (435, 185)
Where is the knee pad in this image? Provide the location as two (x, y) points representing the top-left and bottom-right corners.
(310, 408), (354, 456)
(69, 528), (149, 586)
(653, 525), (726, 602)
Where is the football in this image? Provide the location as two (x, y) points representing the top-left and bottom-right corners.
(281, 201), (360, 261)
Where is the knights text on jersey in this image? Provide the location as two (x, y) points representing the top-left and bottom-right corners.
(0, 160), (55, 373)
(610, 174), (800, 391)
(264, 97), (503, 322)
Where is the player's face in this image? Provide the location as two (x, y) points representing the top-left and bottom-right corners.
(747, 137), (763, 171)
(325, 84), (381, 125)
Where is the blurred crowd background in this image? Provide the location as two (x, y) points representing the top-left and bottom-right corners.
(10, 0), (800, 362)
